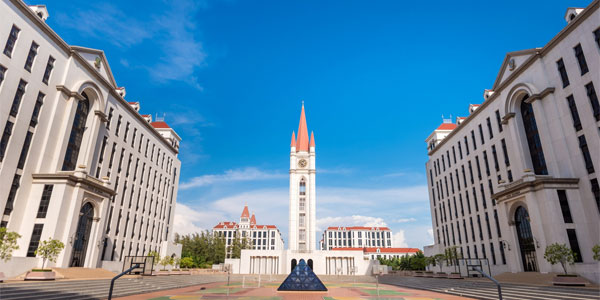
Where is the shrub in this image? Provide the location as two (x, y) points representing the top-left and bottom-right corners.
(0, 228), (21, 262)
(35, 238), (65, 269)
(544, 243), (575, 275)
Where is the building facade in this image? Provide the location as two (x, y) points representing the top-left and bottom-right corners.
(334, 247), (420, 260)
(212, 205), (284, 257)
(321, 226), (393, 250)
(0, 0), (182, 276)
(424, 1), (600, 283)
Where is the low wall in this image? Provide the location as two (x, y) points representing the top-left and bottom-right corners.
(0, 257), (42, 278)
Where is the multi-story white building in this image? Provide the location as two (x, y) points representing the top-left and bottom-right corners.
(0, 0), (182, 276)
(212, 205), (284, 256)
(335, 247), (420, 260)
(321, 226), (393, 250)
(424, 1), (599, 283)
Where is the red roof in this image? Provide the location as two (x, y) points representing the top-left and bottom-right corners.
(332, 247), (420, 253)
(309, 131), (315, 147)
(151, 121), (170, 129)
(326, 226), (391, 231)
(241, 205), (250, 218)
(296, 103), (310, 152)
(252, 225), (277, 229)
(436, 123), (457, 130)
(141, 114), (151, 117)
(290, 131), (296, 148)
(128, 101), (138, 104)
(250, 213), (256, 225)
(213, 221), (237, 229)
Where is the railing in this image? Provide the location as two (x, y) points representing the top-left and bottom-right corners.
(108, 264), (140, 300)
(472, 266), (502, 300)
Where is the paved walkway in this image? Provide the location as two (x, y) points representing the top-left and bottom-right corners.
(115, 281), (475, 300)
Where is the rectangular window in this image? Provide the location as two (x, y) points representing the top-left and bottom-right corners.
(591, 179), (600, 214)
(585, 82), (600, 121)
(578, 135), (595, 174)
(486, 117), (493, 139)
(471, 130), (477, 150)
(501, 139), (510, 167)
(0, 65), (6, 86)
(36, 185), (54, 218)
(3, 174), (21, 215)
(26, 224), (44, 257)
(495, 110), (503, 132)
(3, 25), (20, 58)
(472, 187), (478, 211)
(482, 244), (487, 259)
(464, 137), (469, 155)
(17, 131), (33, 169)
(477, 215), (483, 240)
(30, 92), (45, 127)
(556, 58), (569, 88)
(478, 124), (485, 145)
(499, 241), (507, 264)
(494, 209), (502, 238)
(24, 42), (38, 72)
(566, 95), (582, 131)
(480, 184), (487, 209)
(42, 56), (55, 84)
(595, 28), (600, 48)
(566, 229), (583, 263)
(124, 122), (130, 142)
(115, 115), (122, 136)
(492, 145), (499, 172)
(0, 121), (15, 162)
(468, 161), (474, 184)
(131, 128), (137, 147)
(10, 79), (27, 117)
(573, 44), (588, 75)
(458, 141), (463, 159)
(485, 212), (492, 239)
(475, 156), (482, 180)
(483, 151), (490, 176)
(490, 242), (497, 265)
(557, 190), (573, 223)
(452, 146), (456, 163)
(463, 219), (468, 243)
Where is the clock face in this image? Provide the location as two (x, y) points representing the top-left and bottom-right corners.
(298, 159), (308, 168)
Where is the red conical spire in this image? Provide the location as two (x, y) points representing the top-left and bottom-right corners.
(250, 213), (256, 225)
(296, 102), (309, 152)
(309, 131), (315, 148)
(290, 131), (296, 148)
(241, 205), (250, 218)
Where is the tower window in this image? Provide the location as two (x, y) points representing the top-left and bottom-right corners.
(299, 180), (306, 195)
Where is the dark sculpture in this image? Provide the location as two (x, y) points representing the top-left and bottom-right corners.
(277, 259), (327, 291)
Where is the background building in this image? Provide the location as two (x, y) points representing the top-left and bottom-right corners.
(424, 1), (599, 283)
(334, 247), (420, 260)
(0, 0), (182, 276)
(321, 226), (393, 250)
(212, 204), (284, 257)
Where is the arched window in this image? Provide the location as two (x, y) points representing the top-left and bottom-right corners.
(299, 179), (306, 195)
(62, 93), (90, 171)
(520, 96), (548, 175)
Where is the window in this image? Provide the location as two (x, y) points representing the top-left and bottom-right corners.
(490, 242), (497, 265)
(299, 197), (305, 211)
(494, 209), (501, 238)
(521, 96), (548, 175)
(0, 121), (15, 162)
(499, 241), (506, 264)
(477, 215), (483, 240)
(556, 58), (569, 88)
(591, 179), (600, 214)
(478, 124), (485, 144)
(26, 224), (44, 257)
(472, 187), (479, 211)
(458, 141), (463, 159)
(501, 139), (510, 167)
(131, 128), (137, 147)
(3, 25), (20, 58)
(595, 28), (600, 48)
(471, 130), (477, 150)
(475, 156), (482, 180)
(115, 115), (122, 136)
(573, 44), (588, 75)
(10, 79), (27, 117)
(485, 212), (492, 239)
(468, 161), (474, 184)
(124, 122), (130, 142)
(464, 136), (469, 155)
(36, 185), (53, 218)
(566, 95), (582, 131)
(299, 180), (306, 195)
(585, 82), (600, 121)
(42, 56), (55, 84)
(483, 151), (490, 176)
(62, 94), (90, 171)
(17, 131), (33, 169)
(491, 145), (499, 172)
(486, 117), (493, 139)
(0, 65), (6, 86)
(566, 229), (583, 263)
(30, 92), (45, 127)
(495, 110), (503, 132)
(578, 135), (594, 174)
(3, 174), (21, 215)
(557, 190), (573, 223)
(24, 42), (39, 72)
(480, 184), (487, 209)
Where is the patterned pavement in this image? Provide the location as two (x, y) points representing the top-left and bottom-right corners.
(126, 281), (474, 300)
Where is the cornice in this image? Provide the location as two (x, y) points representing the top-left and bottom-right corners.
(492, 176), (579, 203)
(32, 172), (116, 197)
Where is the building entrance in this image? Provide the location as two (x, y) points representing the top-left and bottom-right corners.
(515, 206), (538, 272)
(70, 203), (94, 267)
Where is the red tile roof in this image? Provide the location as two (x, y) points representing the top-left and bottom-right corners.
(213, 221), (237, 229)
(326, 226), (391, 231)
(128, 101), (139, 104)
(436, 123), (457, 130)
(241, 205), (250, 218)
(296, 103), (309, 152)
(332, 247), (420, 253)
(151, 121), (170, 129)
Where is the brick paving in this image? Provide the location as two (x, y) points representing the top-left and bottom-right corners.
(114, 281), (475, 300)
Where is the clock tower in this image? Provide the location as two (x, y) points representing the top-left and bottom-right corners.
(289, 103), (316, 251)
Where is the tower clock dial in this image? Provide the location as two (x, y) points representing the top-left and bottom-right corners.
(298, 159), (308, 168)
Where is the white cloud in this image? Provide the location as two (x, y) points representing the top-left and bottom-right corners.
(179, 167), (286, 190)
(427, 228), (434, 239)
(395, 218), (417, 223)
(173, 203), (209, 235)
(316, 215), (387, 232)
(392, 231), (408, 247)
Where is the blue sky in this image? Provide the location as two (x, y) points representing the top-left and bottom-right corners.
(42, 0), (591, 249)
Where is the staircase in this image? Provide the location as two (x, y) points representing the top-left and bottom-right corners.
(0, 275), (225, 300)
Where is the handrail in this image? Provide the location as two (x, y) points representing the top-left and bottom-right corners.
(108, 264), (140, 300)
(472, 266), (502, 300)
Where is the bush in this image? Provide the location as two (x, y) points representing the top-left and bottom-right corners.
(544, 243), (575, 275)
(0, 228), (21, 262)
(35, 238), (64, 269)
(592, 244), (600, 261)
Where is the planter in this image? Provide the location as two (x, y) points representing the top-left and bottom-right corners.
(179, 270), (191, 275)
(156, 270), (170, 276)
(434, 272), (448, 278)
(170, 270), (181, 275)
(424, 272), (435, 278)
(413, 271), (424, 277)
(447, 273), (462, 279)
(0, 272), (4, 282)
(25, 270), (56, 281)
(552, 274), (587, 286)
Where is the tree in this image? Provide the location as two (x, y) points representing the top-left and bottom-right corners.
(148, 251), (160, 269)
(544, 243), (575, 275)
(35, 238), (65, 269)
(433, 253), (446, 273)
(0, 228), (21, 262)
(180, 257), (195, 269)
(592, 244), (600, 261)
(159, 255), (174, 270)
(174, 257), (181, 269)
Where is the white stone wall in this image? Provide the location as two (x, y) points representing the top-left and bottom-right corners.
(289, 145), (316, 251)
(322, 228), (393, 250)
(425, 2), (599, 282)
